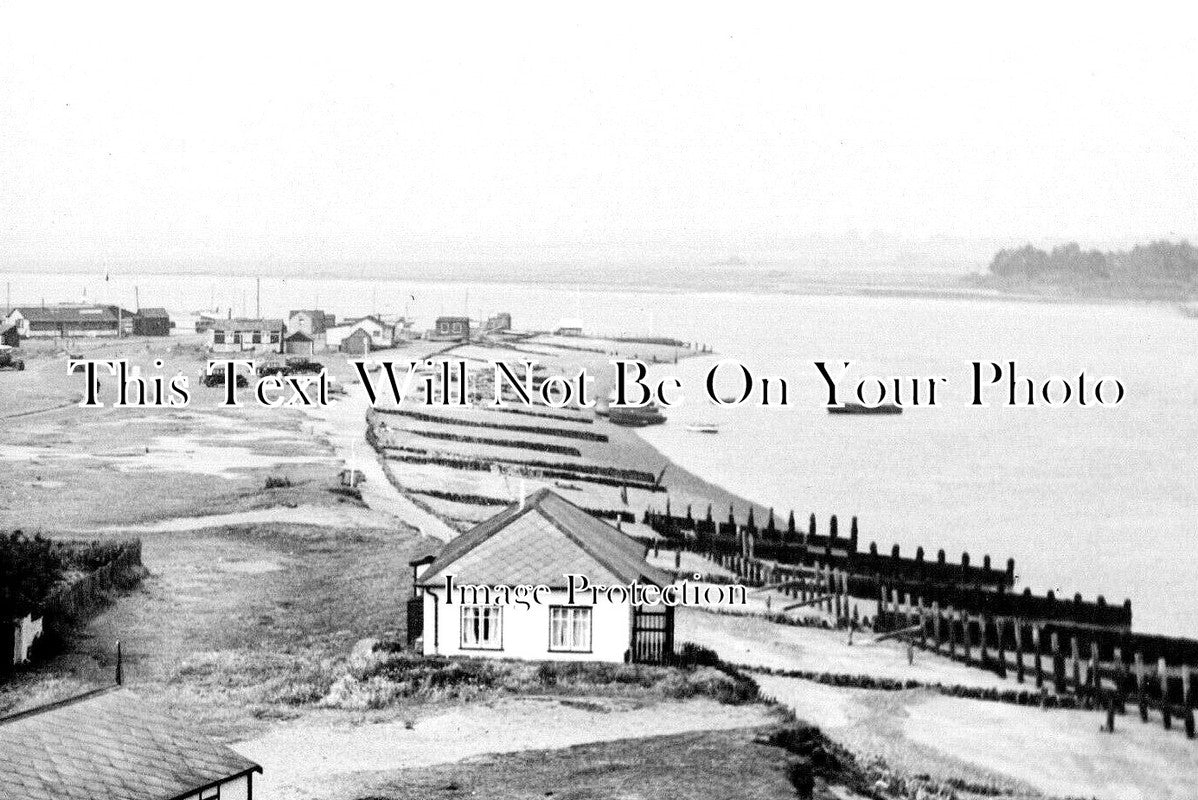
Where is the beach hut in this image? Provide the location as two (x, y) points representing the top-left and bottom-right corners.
(284, 330), (316, 355)
(411, 489), (675, 663)
(341, 328), (372, 355)
(431, 315), (471, 342)
(0, 686), (263, 799)
(132, 307), (171, 337)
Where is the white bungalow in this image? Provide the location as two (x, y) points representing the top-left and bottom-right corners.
(411, 489), (675, 663)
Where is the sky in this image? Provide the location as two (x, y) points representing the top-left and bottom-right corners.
(1, 2), (1197, 270)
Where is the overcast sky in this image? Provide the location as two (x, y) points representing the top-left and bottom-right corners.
(1, 3), (1196, 270)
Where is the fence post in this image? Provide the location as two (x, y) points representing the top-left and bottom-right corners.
(1184, 667), (1196, 740)
(932, 602), (942, 651)
(1160, 658), (1172, 731)
(1112, 647), (1126, 713)
(948, 610), (958, 659)
(1135, 651), (1148, 722)
(977, 615), (989, 670)
(917, 598), (927, 648)
(1033, 625), (1044, 689)
(1051, 632), (1065, 692)
(995, 617), (1007, 678)
(961, 612), (972, 666)
(1014, 622), (1025, 683)
(1071, 636), (1082, 693)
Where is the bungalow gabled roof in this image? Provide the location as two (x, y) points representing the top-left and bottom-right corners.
(417, 488), (669, 589)
(0, 686), (261, 800)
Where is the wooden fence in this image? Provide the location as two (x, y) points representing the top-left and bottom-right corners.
(707, 547), (1197, 741)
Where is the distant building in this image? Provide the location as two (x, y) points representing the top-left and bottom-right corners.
(284, 330), (315, 355)
(412, 489), (674, 664)
(207, 318), (284, 353)
(555, 318), (583, 336)
(287, 309), (335, 337)
(4, 305), (128, 338)
(341, 328), (372, 356)
(431, 315), (471, 341)
(132, 307), (171, 337)
(0, 686), (263, 800)
(485, 312), (512, 332)
(326, 315), (398, 351)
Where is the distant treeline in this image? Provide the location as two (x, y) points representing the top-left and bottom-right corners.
(988, 240), (1198, 287)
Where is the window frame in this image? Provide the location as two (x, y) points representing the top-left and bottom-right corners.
(459, 604), (503, 651)
(548, 605), (593, 653)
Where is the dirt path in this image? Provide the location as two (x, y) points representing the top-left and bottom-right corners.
(682, 610), (1198, 800)
(236, 696), (776, 800)
(81, 504), (397, 533)
(304, 384), (459, 542)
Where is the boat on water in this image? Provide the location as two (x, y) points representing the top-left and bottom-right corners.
(827, 402), (903, 415)
(608, 403), (667, 427)
(684, 421), (720, 433)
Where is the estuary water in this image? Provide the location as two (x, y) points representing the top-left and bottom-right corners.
(8, 270), (1197, 635)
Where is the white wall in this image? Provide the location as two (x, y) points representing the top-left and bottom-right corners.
(421, 588), (633, 663)
(16, 615), (42, 664)
(177, 773), (253, 800)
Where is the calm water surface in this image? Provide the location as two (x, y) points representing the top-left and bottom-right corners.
(10, 272), (1198, 635)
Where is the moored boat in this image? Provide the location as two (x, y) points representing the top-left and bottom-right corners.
(684, 421), (720, 433)
(827, 402), (903, 415)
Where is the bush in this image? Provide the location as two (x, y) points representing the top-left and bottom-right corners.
(324, 651), (761, 708)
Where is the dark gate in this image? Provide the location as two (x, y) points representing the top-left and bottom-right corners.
(406, 596), (424, 646)
(0, 621), (14, 674)
(630, 604), (675, 664)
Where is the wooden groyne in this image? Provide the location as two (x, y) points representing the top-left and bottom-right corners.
(645, 506), (1198, 741)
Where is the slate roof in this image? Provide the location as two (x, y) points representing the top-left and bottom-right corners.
(135, 307), (170, 319)
(418, 488), (670, 588)
(285, 330), (314, 342)
(0, 687), (261, 800)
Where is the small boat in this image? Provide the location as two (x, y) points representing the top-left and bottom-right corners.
(609, 404), (667, 427)
(685, 421), (720, 433)
(827, 402), (903, 415)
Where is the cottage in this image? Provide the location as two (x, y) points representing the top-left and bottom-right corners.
(284, 330), (316, 355)
(431, 315), (471, 342)
(411, 489), (674, 663)
(207, 318), (284, 353)
(132, 307), (171, 337)
(0, 686), (262, 800)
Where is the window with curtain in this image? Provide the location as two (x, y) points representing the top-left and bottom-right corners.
(460, 605), (502, 649)
(549, 606), (592, 652)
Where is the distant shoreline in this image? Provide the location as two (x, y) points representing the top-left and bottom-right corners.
(4, 265), (1195, 310)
